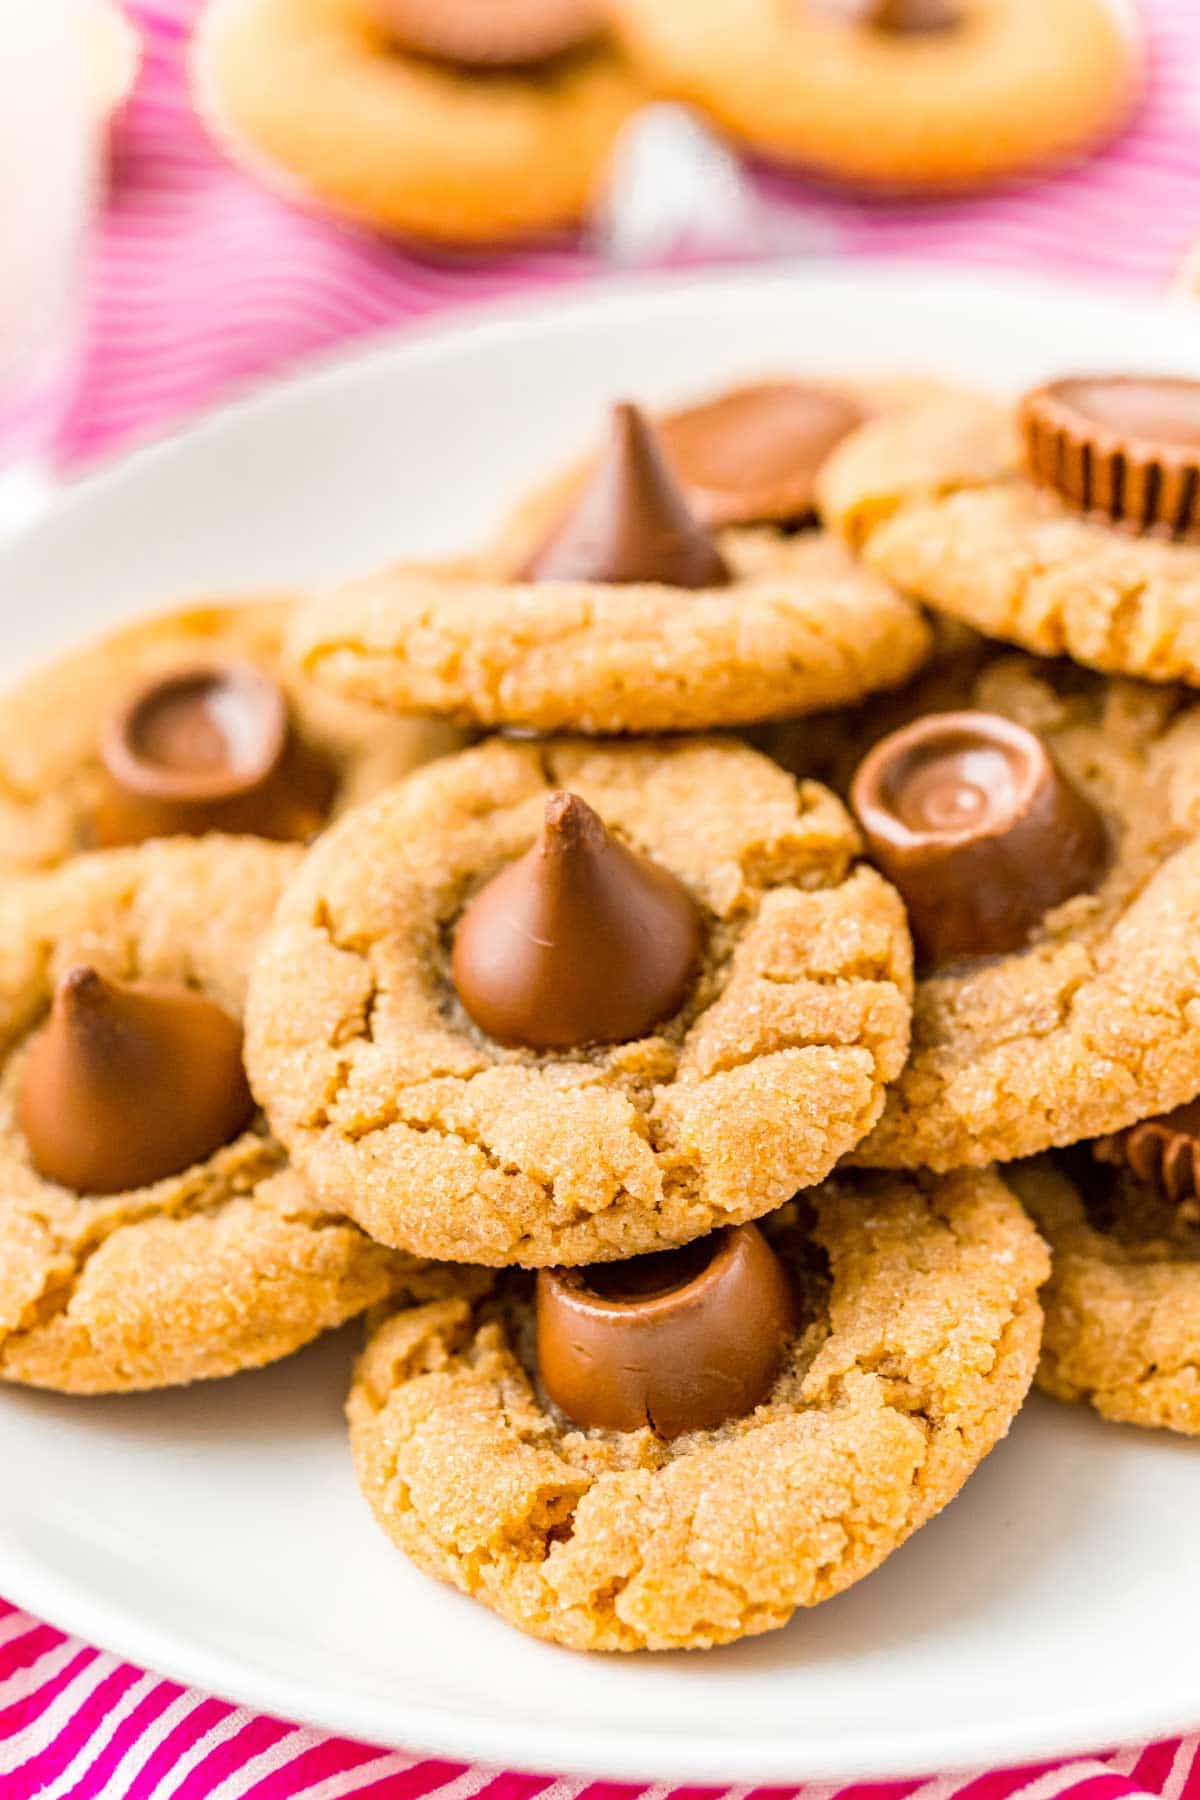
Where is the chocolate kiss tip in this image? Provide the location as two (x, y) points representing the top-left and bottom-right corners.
(523, 402), (732, 590)
(536, 1223), (798, 1438)
(451, 788), (701, 1051)
(17, 965), (254, 1195)
(850, 710), (1108, 967)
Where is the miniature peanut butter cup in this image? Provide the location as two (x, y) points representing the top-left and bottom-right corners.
(523, 402), (731, 589)
(536, 1222), (797, 1438)
(94, 660), (334, 847)
(850, 710), (1108, 967)
(1094, 1098), (1200, 1205)
(377, 0), (602, 67)
(656, 381), (867, 529)
(17, 965), (255, 1194)
(1021, 375), (1200, 540)
(452, 790), (700, 1051)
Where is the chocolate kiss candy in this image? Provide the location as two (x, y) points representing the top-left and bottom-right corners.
(850, 710), (1108, 967)
(452, 790), (701, 1050)
(523, 402), (731, 589)
(656, 381), (867, 529)
(1021, 375), (1200, 540)
(537, 1223), (797, 1438)
(1094, 1098), (1200, 1205)
(17, 966), (255, 1194)
(377, 0), (602, 66)
(94, 660), (334, 847)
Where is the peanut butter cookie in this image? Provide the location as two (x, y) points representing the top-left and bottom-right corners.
(0, 837), (454, 1394)
(1013, 1146), (1200, 1435)
(192, 0), (643, 245)
(771, 649), (1200, 1171)
(347, 1166), (1047, 1651)
(609, 0), (1140, 193)
(288, 402), (931, 735)
(821, 382), (1200, 688)
(0, 594), (462, 873)
(245, 735), (914, 1266)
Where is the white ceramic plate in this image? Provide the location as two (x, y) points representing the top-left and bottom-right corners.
(2, 267), (1200, 1785)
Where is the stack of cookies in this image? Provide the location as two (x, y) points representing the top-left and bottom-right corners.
(2, 367), (1198, 1657)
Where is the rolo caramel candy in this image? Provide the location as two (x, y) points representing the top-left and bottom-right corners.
(523, 402), (731, 589)
(376, 0), (602, 67)
(94, 659), (334, 847)
(17, 965), (255, 1194)
(1021, 375), (1200, 540)
(1094, 1097), (1200, 1206)
(452, 789), (701, 1051)
(850, 710), (1108, 967)
(536, 1222), (797, 1438)
(655, 380), (867, 530)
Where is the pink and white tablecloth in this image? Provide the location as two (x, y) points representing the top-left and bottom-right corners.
(6, 0), (1200, 1792)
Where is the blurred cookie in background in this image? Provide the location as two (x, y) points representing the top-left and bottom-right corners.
(609, 0), (1143, 193)
(191, 0), (645, 244)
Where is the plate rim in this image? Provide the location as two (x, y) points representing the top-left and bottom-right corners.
(4, 260), (1200, 1782)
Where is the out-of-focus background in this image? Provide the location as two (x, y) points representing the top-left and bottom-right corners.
(0, 0), (1195, 526)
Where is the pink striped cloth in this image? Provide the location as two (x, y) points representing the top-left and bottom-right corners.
(3, 1597), (1200, 1800)
(5, 0), (1200, 1794)
(48, 0), (1200, 472)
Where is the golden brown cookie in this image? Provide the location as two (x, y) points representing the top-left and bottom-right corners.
(769, 649), (1200, 1172)
(347, 1166), (1048, 1652)
(1013, 1148), (1200, 1435)
(820, 387), (1200, 687)
(0, 837), (454, 1394)
(609, 0), (1140, 192)
(0, 594), (462, 873)
(192, 0), (643, 245)
(289, 395), (931, 736)
(245, 735), (914, 1266)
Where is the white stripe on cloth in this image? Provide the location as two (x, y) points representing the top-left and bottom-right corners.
(299, 1753), (485, 1800)
(195, 1724), (313, 1800)
(89, 1688), (211, 1800)
(1159, 1737), (1200, 1800)
(0, 1651), (118, 1774)
(152, 1707), (267, 1800)
(1010, 1760), (1155, 1800)
(0, 1638), (92, 1717)
(0, 1611), (41, 1654)
(33, 1670), (161, 1800)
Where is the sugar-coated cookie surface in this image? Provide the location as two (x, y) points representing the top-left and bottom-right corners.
(0, 595), (462, 873)
(288, 531), (932, 734)
(192, 0), (642, 244)
(1014, 1155), (1200, 1435)
(608, 0), (1139, 192)
(246, 736), (914, 1266)
(347, 1168), (1048, 1652)
(0, 838), (449, 1394)
(831, 653), (1200, 1169)
(821, 391), (1200, 688)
